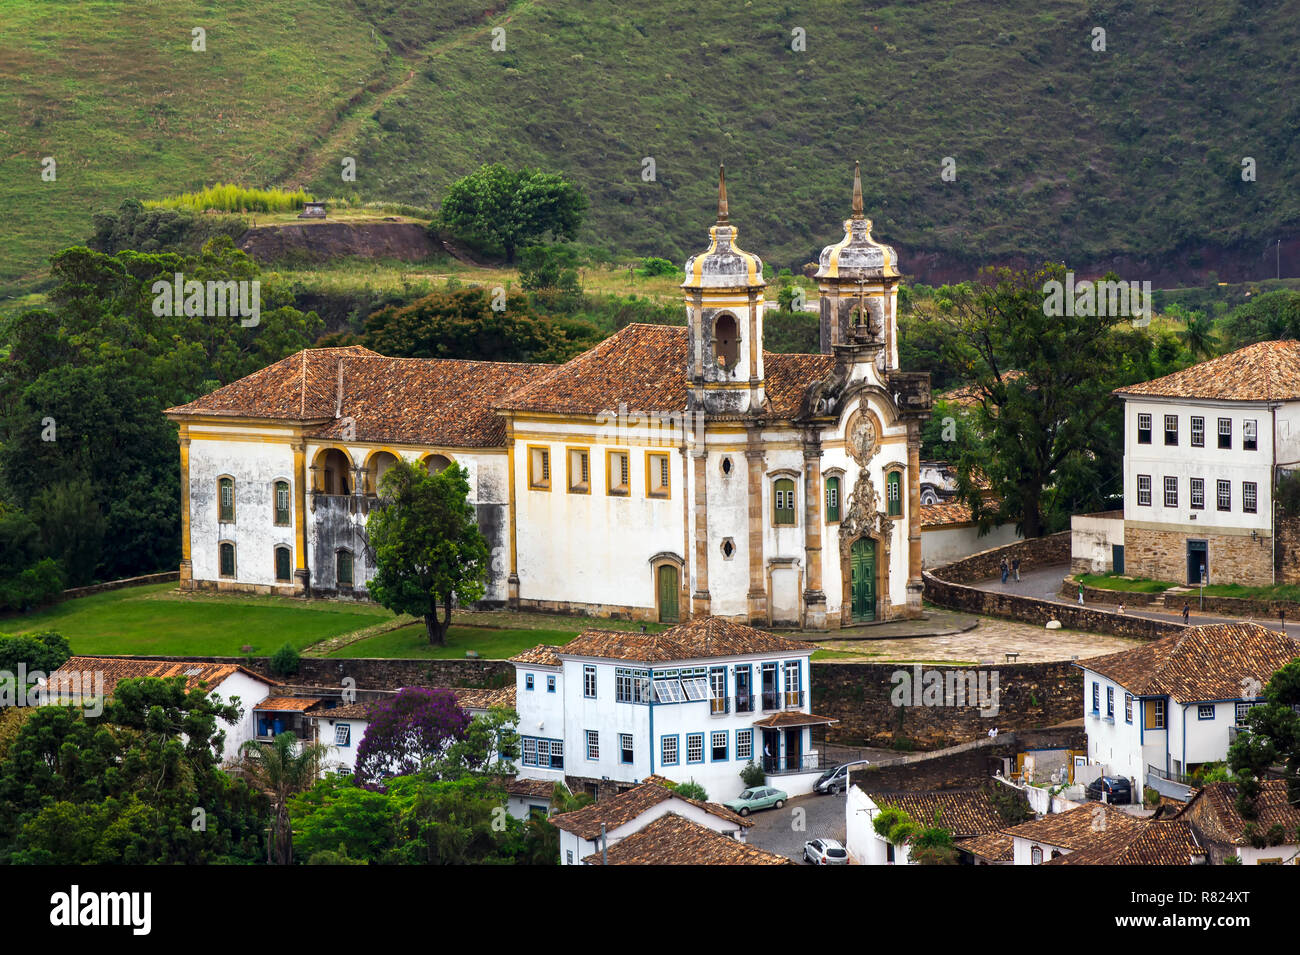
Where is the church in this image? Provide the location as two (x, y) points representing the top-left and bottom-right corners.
(165, 166), (932, 629)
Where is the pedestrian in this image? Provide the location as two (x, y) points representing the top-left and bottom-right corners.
(1012, 557), (1021, 582)
(1182, 602), (1190, 625)
(1078, 583), (1085, 606)
(1000, 557), (1009, 584)
(1117, 602), (1125, 615)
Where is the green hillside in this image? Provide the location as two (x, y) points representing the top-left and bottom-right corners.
(2, 0), (1297, 287)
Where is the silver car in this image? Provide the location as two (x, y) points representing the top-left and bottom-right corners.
(804, 838), (849, 865)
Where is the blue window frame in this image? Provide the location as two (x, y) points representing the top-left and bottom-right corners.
(686, 733), (704, 764)
(547, 675), (556, 693)
(620, 733), (634, 764)
(1198, 704), (1215, 721)
(736, 728), (753, 761)
(521, 736), (564, 770)
(526, 673), (534, 691)
(710, 730), (728, 762)
(1106, 686), (1114, 719)
(661, 735), (680, 766)
(1091, 682), (1099, 714)
(1125, 694), (1133, 724)
(583, 665), (597, 699)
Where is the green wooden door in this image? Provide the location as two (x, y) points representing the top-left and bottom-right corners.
(658, 565), (679, 623)
(850, 539), (876, 622)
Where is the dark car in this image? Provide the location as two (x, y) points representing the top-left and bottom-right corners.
(813, 760), (869, 795)
(1085, 775), (1133, 805)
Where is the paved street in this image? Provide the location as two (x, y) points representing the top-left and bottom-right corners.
(745, 791), (847, 863)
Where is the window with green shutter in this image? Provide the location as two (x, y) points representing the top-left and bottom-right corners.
(887, 471), (902, 517)
(218, 477), (235, 523)
(219, 542), (236, 578)
(773, 478), (796, 525)
(337, 550), (354, 587)
(825, 476), (840, 522)
(274, 481), (291, 525)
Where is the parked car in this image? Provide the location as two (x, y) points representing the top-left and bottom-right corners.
(723, 786), (788, 816)
(803, 839), (849, 865)
(1085, 775), (1133, 805)
(813, 760), (869, 795)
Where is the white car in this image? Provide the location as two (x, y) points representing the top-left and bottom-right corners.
(803, 839), (849, 865)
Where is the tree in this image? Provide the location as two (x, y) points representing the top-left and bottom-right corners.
(0, 629), (71, 675)
(429, 706), (521, 779)
(291, 773), (397, 862)
(352, 687), (472, 788)
(437, 164), (587, 263)
(1176, 311), (1217, 360)
(919, 264), (1150, 537)
(27, 478), (106, 586)
(366, 459), (490, 645)
(1228, 658), (1300, 818)
(238, 731), (331, 865)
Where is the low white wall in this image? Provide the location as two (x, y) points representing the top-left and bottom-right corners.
(922, 523), (1022, 569)
(1071, 513), (1125, 573)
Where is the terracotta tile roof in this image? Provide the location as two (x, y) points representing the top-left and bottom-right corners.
(453, 685), (517, 710)
(1114, 340), (1300, 402)
(1044, 819), (1203, 865)
(166, 346), (552, 448)
(1002, 803), (1144, 851)
(306, 701), (373, 720)
(581, 813), (793, 865)
(47, 656), (276, 699)
(550, 782), (749, 839)
(253, 696), (321, 712)
(1080, 622), (1299, 702)
(559, 617), (815, 664)
(959, 829), (1014, 862)
(921, 501), (974, 526)
(866, 789), (1009, 839)
(495, 323), (833, 420)
(1180, 779), (1300, 846)
(503, 776), (567, 800)
(751, 711), (838, 728)
(508, 644), (564, 667)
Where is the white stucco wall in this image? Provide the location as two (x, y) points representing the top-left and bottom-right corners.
(1071, 512), (1125, 573)
(922, 521), (1022, 569)
(559, 795), (747, 865)
(208, 670), (274, 764)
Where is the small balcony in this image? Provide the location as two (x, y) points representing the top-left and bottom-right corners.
(763, 752), (822, 776)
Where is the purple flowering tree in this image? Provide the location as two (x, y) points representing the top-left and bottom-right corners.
(354, 687), (472, 789)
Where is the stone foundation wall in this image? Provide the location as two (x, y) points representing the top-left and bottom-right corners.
(1059, 577), (1164, 607)
(1125, 525), (1272, 587)
(62, 571), (180, 600)
(934, 532), (1071, 584)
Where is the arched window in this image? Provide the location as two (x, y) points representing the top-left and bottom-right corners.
(219, 542), (236, 578)
(825, 476), (841, 522)
(714, 313), (739, 371)
(773, 478), (796, 526)
(367, 451), (399, 494)
(218, 477), (235, 523)
(424, 454), (452, 475)
(887, 471), (902, 517)
(316, 449), (351, 495)
(337, 549), (354, 588)
(274, 481), (291, 526)
(1031, 846), (1043, 865)
(274, 546), (292, 582)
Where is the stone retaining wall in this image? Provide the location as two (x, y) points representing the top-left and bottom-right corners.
(61, 571), (180, 600)
(932, 531), (1071, 584)
(850, 726), (1088, 791)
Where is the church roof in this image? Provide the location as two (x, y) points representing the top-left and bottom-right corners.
(680, 165), (765, 291)
(815, 163), (900, 281)
(165, 346), (554, 448)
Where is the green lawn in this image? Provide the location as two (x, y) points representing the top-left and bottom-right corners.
(327, 622), (581, 660)
(1199, 583), (1300, 602)
(1079, 574), (1174, 594)
(2, 584), (394, 657)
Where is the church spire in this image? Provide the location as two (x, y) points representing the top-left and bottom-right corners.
(716, 163), (729, 224)
(852, 161), (864, 219)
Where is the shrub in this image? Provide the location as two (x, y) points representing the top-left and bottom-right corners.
(739, 761), (766, 787)
(638, 256), (679, 277)
(673, 781), (708, 801)
(268, 642), (301, 678)
(145, 183), (311, 214)
(0, 560), (64, 614)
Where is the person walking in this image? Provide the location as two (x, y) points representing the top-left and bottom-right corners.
(1000, 557), (1009, 584)
(1012, 557), (1021, 582)
(1078, 583), (1085, 606)
(1117, 601), (1125, 615)
(1182, 602), (1190, 625)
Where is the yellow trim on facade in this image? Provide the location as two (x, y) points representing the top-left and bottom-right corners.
(526, 444), (552, 491)
(645, 450), (672, 499)
(565, 445), (591, 494)
(607, 448), (631, 496)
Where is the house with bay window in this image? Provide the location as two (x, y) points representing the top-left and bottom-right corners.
(1077, 622), (1298, 799)
(509, 617), (836, 801)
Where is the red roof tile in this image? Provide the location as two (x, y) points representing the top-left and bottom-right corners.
(1114, 340), (1300, 402)
(559, 617), (815, 663)
(581, 813), (791, 865)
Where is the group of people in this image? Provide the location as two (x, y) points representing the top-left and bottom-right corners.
(999, 557), (1021, 584)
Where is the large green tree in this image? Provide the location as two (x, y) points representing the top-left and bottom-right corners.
(1228, 659), (1300, 819)
(238, 732), (331, 865)
(366, 459), (490, 645)
(437, 164), (587, 263)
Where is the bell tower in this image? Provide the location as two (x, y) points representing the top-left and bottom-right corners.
(682, 165), (767, 415)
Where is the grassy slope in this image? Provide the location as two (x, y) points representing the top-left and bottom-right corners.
(2, 0), (1298, 291)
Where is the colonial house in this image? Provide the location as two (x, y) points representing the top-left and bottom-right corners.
(509, 617), (835, 801)
(844, 788), (1010, 864)
(304, 700), (372, 774)
(1077, 341), (1300, 584)
(550, 780), (751, 865)
(579, 812), (791, 865)
(1078, 622), (1298, 796)
(164, 166), (932, 629)
(1180, 779), (1300, 864)
(47, 656), (278, 764)
(996, 804), (1204, 866)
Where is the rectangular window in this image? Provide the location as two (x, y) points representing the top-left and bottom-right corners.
(586, 730), (599, 760)
(615, 667), (650, 704)
(1106, 686), (1114, 718)
(522, 737), (536, 765)
(646, 452), (671, 498)
(219, 543), (236, 578)
(607, 450), (630, 496)
(1151, 699), (1166, 730)
(662, 735), (679, 766)
(1236, 702), (1260, 726)
(736, 729), (753, 761)
(825, 477), (841, 522)
(1217, 479), (1231, 511)
(1164, 414), (1178, 446)
(1197, 704), (1215, 721)
(1218, 418), (1232, 449)
(773, 478), (796, 525)
(274, 481), (291, 526)
(219, 477), (235, 523)
(567, 447), (590, 493)
(1190, 478), (1205, 509)
(709, 666), (728, 715)
(1244, 419), (1258, 451)
(1163, 476), (1178, 508)
(1137, 413), (1152, 444)
(528, 446), (551, 490)
(619, 733), (633, 764)
(1137, 474), (1152, 506)
(1244, 481), (1258, 514)
(686, 733), (704, 764)
(1191, 416), (1205, 448)
(583, 665), (597, 699)
(546, 675), (556, 693)
(711, 731), (728, 762)
(334, 723), (351, 747)
(735, 665), (753, 713)
(886, 472), (902, 517)
(525, 673), (534, 692)
(1124, 694), (1133, 724)
(784, 660), (803, 707)
(1091, 682), (1099, 714)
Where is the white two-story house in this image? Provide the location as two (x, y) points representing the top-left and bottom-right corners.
(509, 617), (836, 801)
(1078, 622), (1298, 796)
(1107, 340), (1300, 585)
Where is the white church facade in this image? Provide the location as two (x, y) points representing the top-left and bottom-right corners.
(165, 166), (932, 629)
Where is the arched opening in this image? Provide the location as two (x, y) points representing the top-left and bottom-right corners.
(313, 448), (353, 495)
(274, 546), (292, 583)
(713, 313), (739, 371)
(336, 549), (354, 588)
(657, 564), (679, 623)
(219, 541), (236, 579)
(423, 453), (452, 475)
(365, 450), (400, 494)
